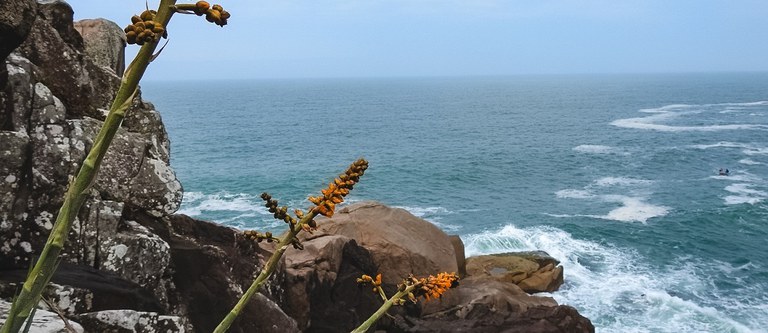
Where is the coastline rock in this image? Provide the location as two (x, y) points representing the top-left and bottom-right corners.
(401, 275), (593, 333)
(76, 310), (186, 333)
(0, 299), (85, 333)
(166, 214), (296, 333)
(317, 201), (459, 284)
(0, 0), (36, 62)
(73, 19), (126, 76)
(466, 251), (564, 293)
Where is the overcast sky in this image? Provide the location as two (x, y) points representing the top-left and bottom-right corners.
(72, 1), (768, 80)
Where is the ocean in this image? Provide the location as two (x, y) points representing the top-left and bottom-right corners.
(142, 73), (768, 333)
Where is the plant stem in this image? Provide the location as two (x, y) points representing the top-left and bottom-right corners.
(213, 212), (317, 333)
(351, 284), (419, 333)
(0, 2), (177, 332)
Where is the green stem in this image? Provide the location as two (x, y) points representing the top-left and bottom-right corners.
(351, 284), (419, 333)
(213, 212), (317, 333)
(0, 2), (177, 332)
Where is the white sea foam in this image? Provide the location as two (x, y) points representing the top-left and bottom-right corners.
(594, 177), (652, 187)
(691, 142), (768, 156)
(556, 187), (668, 223)
(595, 195), (670, 223)
(462, 225), (761, 333)
(690, 141), (748, 150)
(724, 184), (767, 205)
(178, 191), (268, 217)
(613, 102), (768, 132)
(555, 189), (594, 199)
(573, 144), (629, 155)
(739, 159), (762, 165)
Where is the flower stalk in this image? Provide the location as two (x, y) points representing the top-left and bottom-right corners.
(213, 159), (368, 333)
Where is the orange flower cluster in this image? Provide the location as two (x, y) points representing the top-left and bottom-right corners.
(412, 272), (459, 301)
(356, 273), (382, 293)
(191, 1), (230, 27)
(309, 158), (369, 218)
(124, 10), (166, 45)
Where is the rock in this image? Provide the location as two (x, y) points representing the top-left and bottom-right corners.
(317, 202), (459, 284)
(466, 251), (564, 293)
(76, 310), (186, 333)
(0, 299), (85, 333)
(0, 262), (165, 314)
(73, 19), (126, 76)
(401, 275), (593, 333)
(166, 214), (297, 333)
(13, 1), (121, 120)
(449, 235), (467, 277)
(0, 0), (36, 62)
(282, 234), (380, 332)
(518, 263), (564, 294)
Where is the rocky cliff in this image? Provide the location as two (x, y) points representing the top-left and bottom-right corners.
(0, 1), (593, 332)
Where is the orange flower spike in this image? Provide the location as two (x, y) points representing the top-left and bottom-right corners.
(308, 196), (322, 205)
(374, 273), (382, 287)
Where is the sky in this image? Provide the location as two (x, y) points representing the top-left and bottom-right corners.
(71, 1), (768, 80)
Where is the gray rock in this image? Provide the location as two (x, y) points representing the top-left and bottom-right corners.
(5, 53), (34, 132)
(76, 309), (187, 333)
(0, 130), (28, 227)
(0, 299), (85, 333)
(74, 19), (126, 76)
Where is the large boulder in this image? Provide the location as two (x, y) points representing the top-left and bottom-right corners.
(317, 201), (459, 284)
(466, 251), (564, 293)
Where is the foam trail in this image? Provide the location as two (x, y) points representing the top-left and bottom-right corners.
(613, 102), (768, 132)
(463, 225), (760, 333)
(739, 159), (762, 165)
(594, 177), (652, 187)
(555, 189), (669, 223)
(724, 184), (767, 205)
(573, 145), (629, 155)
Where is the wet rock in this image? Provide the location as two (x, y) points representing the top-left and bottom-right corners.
(466, 251), (564, 293)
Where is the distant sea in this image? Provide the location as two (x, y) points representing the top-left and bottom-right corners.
(142, 73), (768, 333)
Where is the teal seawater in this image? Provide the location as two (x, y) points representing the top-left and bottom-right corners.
(142, 74), (768, 333)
